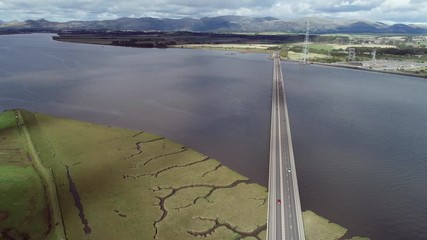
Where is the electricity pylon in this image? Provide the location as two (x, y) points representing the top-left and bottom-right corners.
(301, 21), (310, 64)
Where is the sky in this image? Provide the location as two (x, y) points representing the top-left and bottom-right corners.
(0, 0), (426, 24)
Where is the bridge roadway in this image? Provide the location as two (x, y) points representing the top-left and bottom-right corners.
(266, 52), (305, 240)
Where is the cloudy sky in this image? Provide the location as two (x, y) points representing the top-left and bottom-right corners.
(0, 0), (426, 24)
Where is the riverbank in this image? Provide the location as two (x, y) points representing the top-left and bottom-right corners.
(172, 43), (276, 54)
(0, 110), (64, 239)
(277, 59), (427, 79)
(171, 43), (427, 78)
(0, 109), (367, 239)
(51, 32), (427, 78)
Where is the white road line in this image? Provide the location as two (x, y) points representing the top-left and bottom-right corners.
(266, 52), (277, 240)
(277, 58), (286, 240)
(268, 52), (305, 240)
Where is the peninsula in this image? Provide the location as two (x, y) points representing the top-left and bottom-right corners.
(0, 109), (366, 239)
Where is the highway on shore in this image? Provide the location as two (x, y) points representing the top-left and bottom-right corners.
(266, 52), (305, 240)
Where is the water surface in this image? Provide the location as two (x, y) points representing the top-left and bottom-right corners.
(0, 33), (272, 185)
(284, 62), (427, 239)
(2, 34), (427, 239)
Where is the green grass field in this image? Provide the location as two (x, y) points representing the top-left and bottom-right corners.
(0, 110), (53, 239)
(303, 211), (346, 240)
(1, 109), (368, 239)
(16, 110), (269, 239)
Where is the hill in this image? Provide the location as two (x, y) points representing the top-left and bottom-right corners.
(1, 16), (426, 34)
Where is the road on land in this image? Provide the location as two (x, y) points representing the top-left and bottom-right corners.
(266, 52), (305, 240)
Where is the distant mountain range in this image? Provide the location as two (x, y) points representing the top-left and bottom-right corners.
(1, 16), (426, 34)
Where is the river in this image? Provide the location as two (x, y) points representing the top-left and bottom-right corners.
(1, 33), (426, 239)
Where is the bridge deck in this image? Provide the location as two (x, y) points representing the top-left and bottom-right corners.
(266, 52), (305, 240)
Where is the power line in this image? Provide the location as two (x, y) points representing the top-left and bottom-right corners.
(301, 21), (310, 64)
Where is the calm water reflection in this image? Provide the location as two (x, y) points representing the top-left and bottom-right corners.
(0, 33), (272, 187)
(1, 34), (427, 239)
(284, 62), (427, 239)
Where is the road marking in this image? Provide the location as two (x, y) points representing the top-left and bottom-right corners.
(267, 52), (305, 240)
(266, 52), (277, 240)
(277, 58), (286, 240)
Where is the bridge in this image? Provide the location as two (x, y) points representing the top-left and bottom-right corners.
(266, 52), (305, 240)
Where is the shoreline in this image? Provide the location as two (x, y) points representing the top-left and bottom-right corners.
(48, 34), (427, 79)
(175, 45), (427, 79)
(1, 109), (369, 239)
(301, 60), (427, 79)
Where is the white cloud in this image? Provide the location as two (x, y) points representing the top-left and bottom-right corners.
(0, 0), (425, 23)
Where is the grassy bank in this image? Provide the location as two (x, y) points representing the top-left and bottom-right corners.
(10, 110), (269, 239)
(173, 44), (276, 54)
(0, 110), (61, 239)
(1, 109), (367, 239)
(53, 33), (427, 78)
